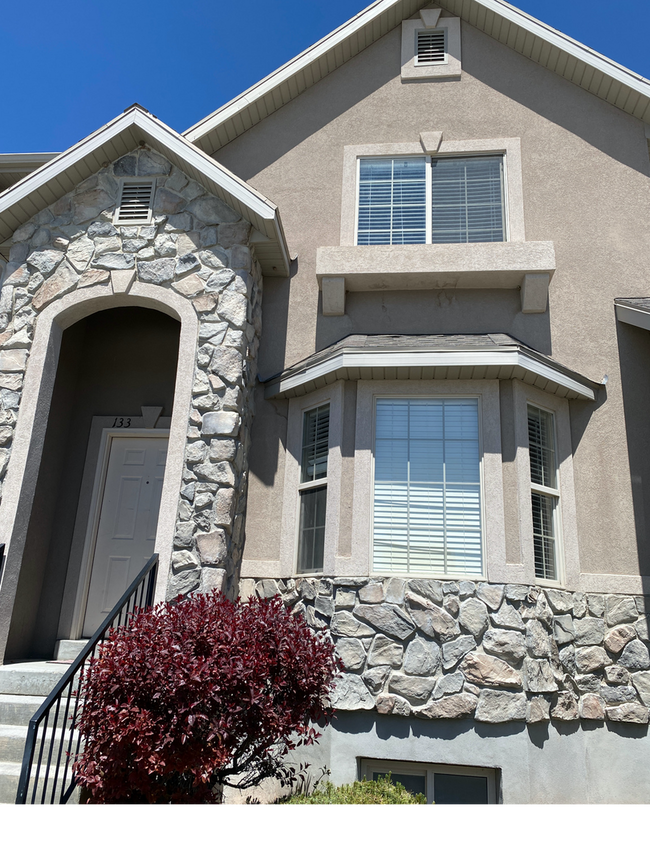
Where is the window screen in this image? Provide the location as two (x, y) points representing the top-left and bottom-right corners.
(528, 406), (559, 581)
(297, 405), (330, 573)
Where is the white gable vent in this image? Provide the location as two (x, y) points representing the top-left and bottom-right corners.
(115, 180), (155, 225)
(416, 30), (446, 65)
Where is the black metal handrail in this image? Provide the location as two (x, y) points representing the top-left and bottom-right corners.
(0, 543), (5, 581)
(15, 553), (159, 804)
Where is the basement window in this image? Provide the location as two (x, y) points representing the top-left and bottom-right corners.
(114, 180), (155, 225)
(359, 759), (498, 804)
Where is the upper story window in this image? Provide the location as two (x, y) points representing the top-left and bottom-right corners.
(357, 155), (505, 246)
(373, 397), (482, 576)
(297, 404), (330, 573)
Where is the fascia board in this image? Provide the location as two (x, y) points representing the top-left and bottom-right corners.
(185, 0), (650, 150)
(0, 109), (278, 225)
(479, 0), (650, 98)
(265, 347), (596, 400)
(615, 301), (650, 332)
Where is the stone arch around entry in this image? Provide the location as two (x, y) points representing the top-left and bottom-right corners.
(0, 283), (198, 661)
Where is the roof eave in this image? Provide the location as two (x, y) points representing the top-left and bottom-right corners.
(0, 108), (290, 277)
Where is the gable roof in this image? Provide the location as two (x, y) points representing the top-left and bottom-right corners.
(184, 0), (650, 154)
(0, 105), (290, 276)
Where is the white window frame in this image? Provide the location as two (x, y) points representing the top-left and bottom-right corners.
(355, 153), (507, 247)
(349, 380), (507, 582)
(527, 402), (562, 583)
(296, 402), (331, 574)
(340, 138), (525, 248)
(401, 16), (462, 81)
(512, 380), (580, 588)
(359, 758), (498, 804)
(278, 382), (344, 578)
(371, 394), (485, 579)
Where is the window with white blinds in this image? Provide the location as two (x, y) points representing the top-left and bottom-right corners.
(357, 155), (505, 245)
(297, 404), (330, 573)
(528, 405), (559, 581)
(373, 398), (482, 575)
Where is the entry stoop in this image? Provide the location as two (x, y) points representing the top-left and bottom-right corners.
(0, 661), (80, 804)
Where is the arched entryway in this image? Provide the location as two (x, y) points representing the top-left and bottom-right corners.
(4, 306), (180, 660)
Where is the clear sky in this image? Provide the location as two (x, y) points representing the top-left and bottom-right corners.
(3, 0), (649, 154)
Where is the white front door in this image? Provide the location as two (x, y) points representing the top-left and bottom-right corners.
(82, 435), (168, 636)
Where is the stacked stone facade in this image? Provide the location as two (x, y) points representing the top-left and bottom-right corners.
(0, 147), (263, 595)
(246, 576), (650, 726)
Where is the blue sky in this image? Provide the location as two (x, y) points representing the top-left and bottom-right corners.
(2, 0), (649, 153)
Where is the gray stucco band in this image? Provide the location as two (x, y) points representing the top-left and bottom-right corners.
(246, 575), (650, 726)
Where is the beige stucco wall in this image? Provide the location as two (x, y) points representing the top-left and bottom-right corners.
(212, 17), (650, 589)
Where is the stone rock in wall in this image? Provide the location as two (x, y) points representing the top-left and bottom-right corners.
(600, 685), (638, 704)
(384, 578), (405, 605)
(572, 593), (587, 618)
(363, 666), (391, 694)
(618, 639), (650, 672)
(32, 261), (79, 310)
(335, 638), (366, 672)
(416, 693), (478, 720)
(605, 664), (630, 685)
(637, 616), (650, 642)
(604, 624), (636, 654)
(376, 694), (395, 715)
(67, 236), (96, 272)
(331, 673), (375, 711)
(459, 598), (489, 640)
(526, 620), (552, 658)
(330, 612), (375, 638)
(335, 589), (356, 610)
(475, 689), (527, 723)
(461, 652), (522, 688)
(482, 628), (526, 665)
(219, 222), (251, 247)
(579, 694), (605, 720)
(404, 638), (440, 676)
(458, 581), (475, 599)
(605, 596), (639, 627)
(559, 645), (576, 675)
(491, 602), (525, 632)
(444, 596), (459, 617)
(575, 646), (609, 673)
(256, 579), (279, 600)
(553, 615), (575, 645)
(194, 461), (235, 486)
(202, 411), (241, 436)
(632, 672), (650, 707)
(314, 596), (334, 619)
(354, 603), (416, 641)
(523, 659), (558, 693)
(388, 674), (436, 704)
(551, 691), (579, 721)
(137, 258), (175, 284)
(209, 347), (244, 385)
(72, 188), (113, 222)
(574, 617), (605, 646)
(407, 579), (443, 605)
(188, 195), (240, 225)
(545, 589), (573, 614)
(367, 635), (404, 668)
(138, 150), (171, 176)
(405, 593), (459, 641)
(78, 268), (110, 289)
(527, 695), (551, 723)
(359, 583), (384, 604)
(575, 674), (601, 693)
(195, 528), (227, 565)
(154, 187), (186, 215)
(606, 703), (649, 724)
(442, 635), (477, 670)
(476, 584), (504, 611)
(433, 672), (465, 699)
(26, 248), (64, 276)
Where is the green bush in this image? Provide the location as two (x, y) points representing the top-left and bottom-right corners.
(285, 775), (426, 804)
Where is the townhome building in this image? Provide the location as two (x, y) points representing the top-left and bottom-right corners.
(1, 0), (650, 803)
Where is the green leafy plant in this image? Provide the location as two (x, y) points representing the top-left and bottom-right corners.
(284, 774), (427, 804)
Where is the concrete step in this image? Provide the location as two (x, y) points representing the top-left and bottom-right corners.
(0, 694), (44, 726)
(53, 640), (87, 662)
(0, 760), (81, 805)
(0, 724), (77, 764)
(0, 661), (77, 696)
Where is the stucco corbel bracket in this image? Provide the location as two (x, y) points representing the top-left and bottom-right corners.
(420, 9), (442, 28)
(420, 131), (443, 153)
(321, 276), (346, 316)
(520, 273), (550, 313)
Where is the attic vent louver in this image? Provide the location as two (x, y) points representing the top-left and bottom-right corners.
(115, 181), (155, 224)
(416, 30), (446, 64)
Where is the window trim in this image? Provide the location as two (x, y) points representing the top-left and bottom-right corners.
(296, 403), (330, 574)
(359, 758), (498, 804)
(512, 380), (580, 588)
(355, 153), (507, 247)
(341, 138), (525, 247)
(350, 379), (507, 582)
(277, 382), (344, 579)
(370, 394), (486, 579)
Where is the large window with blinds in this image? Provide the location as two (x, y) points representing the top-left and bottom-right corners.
(373, 398), (482, 576)
(357, 155), (505, 246)
(297, 404), (330, 573)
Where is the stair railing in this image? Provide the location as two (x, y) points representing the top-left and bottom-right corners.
(0, 543), (5, 581)
(15, 553), (159, 804)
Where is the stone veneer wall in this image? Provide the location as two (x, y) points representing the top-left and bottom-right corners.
(0, 147), (263, 596)
(244, 576), (650, 725)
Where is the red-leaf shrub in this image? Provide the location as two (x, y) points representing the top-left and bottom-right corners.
(73, 591), (340, 803)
